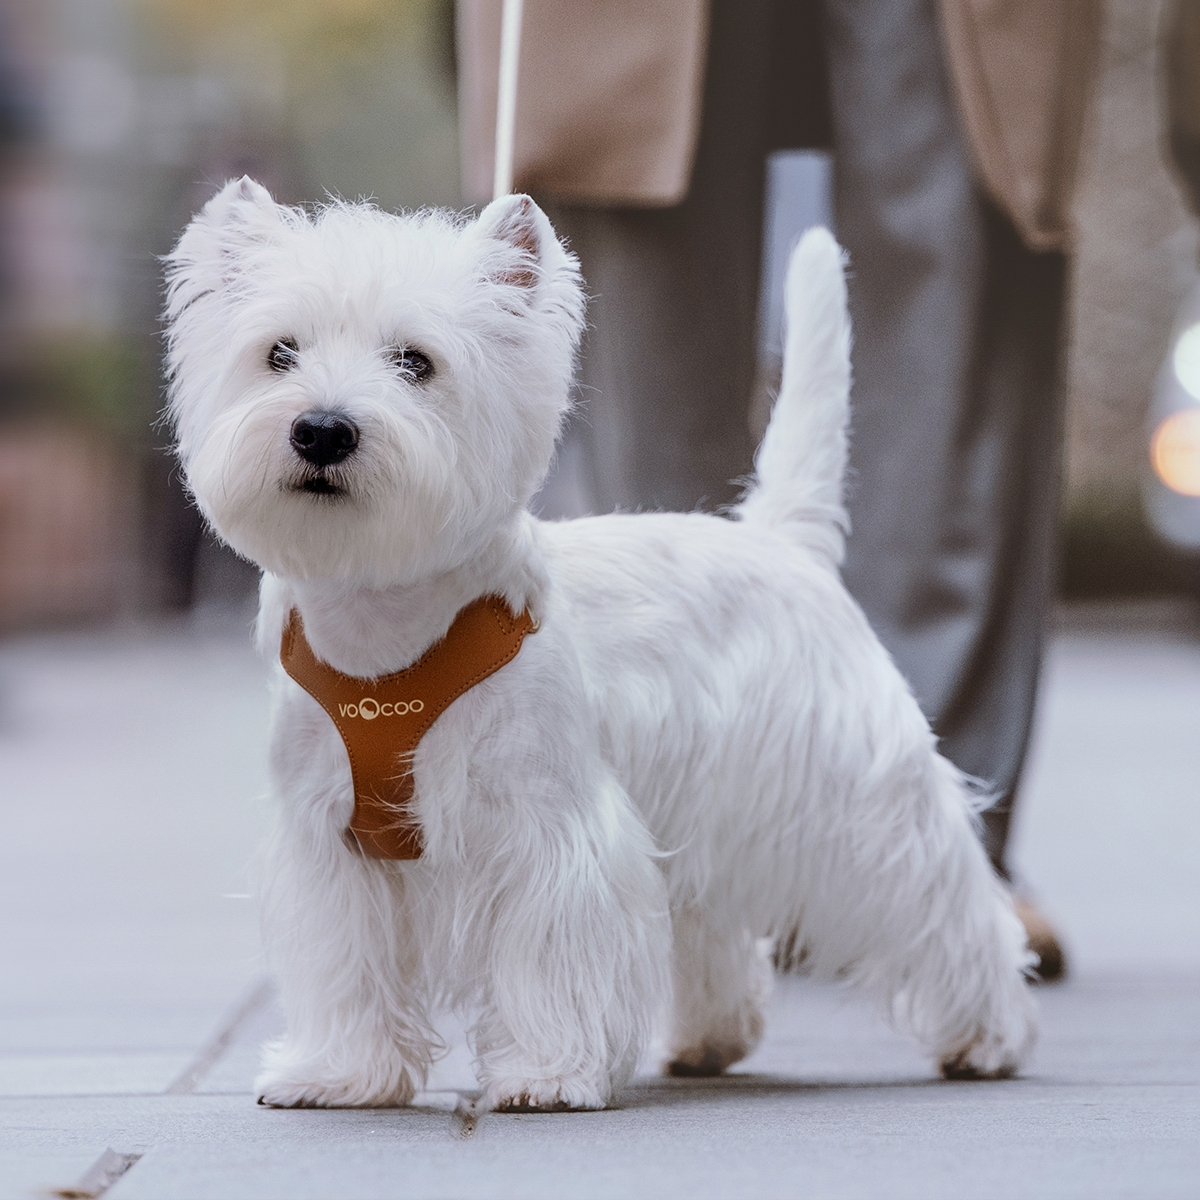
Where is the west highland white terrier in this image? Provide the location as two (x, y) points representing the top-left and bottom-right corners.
(164, 178), (1036, 1112)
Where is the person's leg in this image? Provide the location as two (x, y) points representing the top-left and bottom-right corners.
(937, 207), (1066, 874)
(825, 0), (1067, 890)
(536, 0), (773, 517)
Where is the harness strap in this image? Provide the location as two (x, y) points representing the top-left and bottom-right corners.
(280, 596), (536, 859)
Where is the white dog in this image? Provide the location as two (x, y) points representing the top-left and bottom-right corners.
(164, 178), (1035, 1112)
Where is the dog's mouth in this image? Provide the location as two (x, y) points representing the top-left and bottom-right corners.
(300, 475), (344, 496)
(286, 471), (349, 499)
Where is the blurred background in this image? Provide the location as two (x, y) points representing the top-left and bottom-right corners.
(0, 0), (1195, 627)
(0, 0), (463, 625)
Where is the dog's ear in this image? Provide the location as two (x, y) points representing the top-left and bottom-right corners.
(165, 176), (284, 316)
(473, 193), (550, 294)
(200, 174), (281, 235)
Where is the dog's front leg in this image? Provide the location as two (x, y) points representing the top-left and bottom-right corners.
(467, 773), (670, 1113)
(255, 826), (437, 1108)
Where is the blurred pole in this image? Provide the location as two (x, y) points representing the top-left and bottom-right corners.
(493, 0), (523, 200)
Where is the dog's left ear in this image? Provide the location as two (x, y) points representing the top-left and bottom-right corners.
(474, 193), (550, 295)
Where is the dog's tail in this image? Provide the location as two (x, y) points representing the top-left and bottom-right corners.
(737, 227), (851, 565)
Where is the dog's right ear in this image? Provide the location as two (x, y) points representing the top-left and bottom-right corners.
(472, 193), (553, 297)
(165, 176), (283, 317)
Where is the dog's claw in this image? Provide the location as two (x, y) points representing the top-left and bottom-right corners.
(494, 1092), (575, 1113)
(940, 1058), (1018, 1081)
(487, 1079), (607, 1112)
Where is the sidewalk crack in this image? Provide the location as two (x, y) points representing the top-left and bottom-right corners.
(52, 1148), (142, 1199)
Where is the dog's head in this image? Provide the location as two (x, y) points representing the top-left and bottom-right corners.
(164, 178), (584, 585)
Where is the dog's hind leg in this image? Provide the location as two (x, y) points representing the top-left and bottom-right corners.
(665, 906), (773, 1077)
(795, 750), (1037, 1079)
(904, 792), (1040, 1080)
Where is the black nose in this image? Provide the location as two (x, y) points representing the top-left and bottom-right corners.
(289, 411), (359, 468)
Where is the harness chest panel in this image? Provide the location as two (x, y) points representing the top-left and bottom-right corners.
(279, 596), (536, 860)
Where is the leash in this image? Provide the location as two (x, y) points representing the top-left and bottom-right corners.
(493, 0), (524, 199)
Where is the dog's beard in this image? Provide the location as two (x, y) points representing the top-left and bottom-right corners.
(185, 408), (521, 587)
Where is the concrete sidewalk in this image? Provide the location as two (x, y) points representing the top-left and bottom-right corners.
(1, 602), (1198, 1199)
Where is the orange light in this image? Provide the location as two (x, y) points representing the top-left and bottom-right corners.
(1151, 409), (1200, 496)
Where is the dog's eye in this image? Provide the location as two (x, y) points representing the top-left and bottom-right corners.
(268, 339), (299, 372)
(387, 346), (434, 383)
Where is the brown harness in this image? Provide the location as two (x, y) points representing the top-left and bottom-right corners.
(279, 596), (537, 859)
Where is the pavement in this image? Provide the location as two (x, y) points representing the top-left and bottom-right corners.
(1, 598), (1198, 1200)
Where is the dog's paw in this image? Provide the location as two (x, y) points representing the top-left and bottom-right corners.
(665, 1040), (748, 1078)
(485, 1076), (608, 1113)
(255, 1063), (416, 1109)
(937, 990), (1037, 1082)
(938, 1038), (1020, 1081)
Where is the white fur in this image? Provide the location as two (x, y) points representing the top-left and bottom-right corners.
(165, 181), (1035, 1110)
